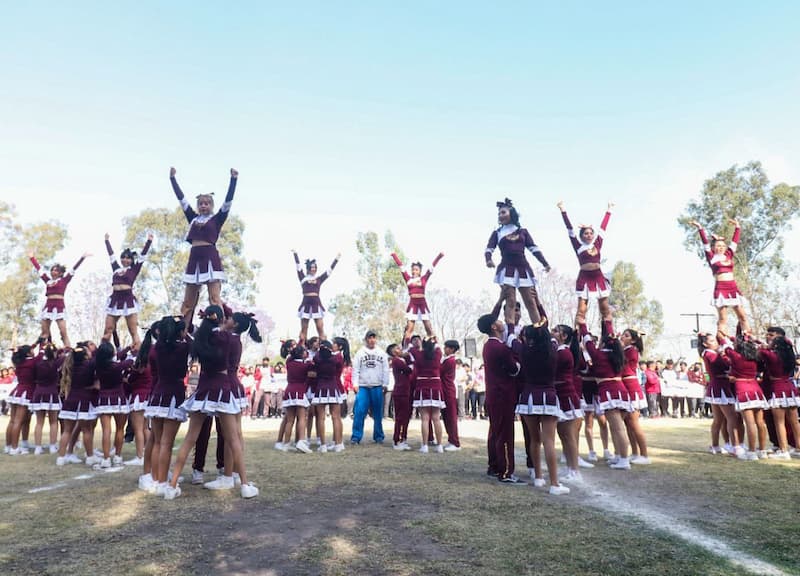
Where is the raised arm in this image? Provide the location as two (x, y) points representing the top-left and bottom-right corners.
(728, 219), (740, 253)
(594, 203), (612, 250)
(390, 252), (403, 268)
(140, 233), (153, 257)
(29, 252), (50, 282)
(431, 252), (444, 268)
(558, 202), (581, 251)
(319, 253), (341, 283)
(169, 167), (197, 223)
(292, 250), (304, 282)
(578, 322), (598, 359)
(690, 220), (713, 262)
(68, 252), (90, 277)
(105, 233), (120, 271)
(216, 169), (238, 226)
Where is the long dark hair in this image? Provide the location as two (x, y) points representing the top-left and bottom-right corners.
(290, 344), (306, 361)
(136, 321), (160, 369)
(232, 312), (262, 343)
(603, 335), (625, 374)
(157, 316), (186, 351)
(11, 345), (33, 366)
(423, 337), (437, 361)
(625, 328), (644, 353)
(772, 336), (796, 375)
(96, 341), (116, 370)
(317, 340), (333, 361)
(521, 324), (553, 367)
(280, 339), (297, 360)
(59, 345), (89, 397)
(556, 324), (580, 365)
(333, 336), (351, 366)
(192, 305), (224, 362)
(735, 335), (758, 362)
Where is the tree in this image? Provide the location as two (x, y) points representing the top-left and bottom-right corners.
(678, 162), (800, 332)
(427, 288), (495, 344)
(70, 271), (111, 344)
(608, 261), (664, 348)
(0, 203), (69, 350)
(120, 207), (261, 321)
(329, 231), (407, 345)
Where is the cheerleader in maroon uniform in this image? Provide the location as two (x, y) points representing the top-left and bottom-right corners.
(124, 342), (153, 465)
(579, 347), (611, 462)
(551, 325), (590, 481)
(619, 329), (650, 464)
(31, 342), (61, 455)
(165, 306), (257, 499)
(757, 332), (800, 459)
(56, 345), (100, 466)
(311, 340), (346, 453)
(388, 344), (413, 450)
(689, 219), (750, 335)
(721, 331), (767, 460)
(409, 338), (446, 452)
(102, 232), (153, 348)
(29, 251), (90, 347)
(4, 343), (39, 455)
(485, 198), (550, 329)
(579, 321), (632, 469)
(281, 342), (313, 453)
(170, 167), (238, 329)
(557, 201), (613, 324)
(391, 251), (444, 343)
(94, 342), (133, 467)
(292, 250), (340, 342)
(697, 332), (741, 455)
(441, 340), (462, 451)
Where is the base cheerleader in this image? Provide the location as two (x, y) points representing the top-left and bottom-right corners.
(4, 343), (38, 454)
(722, 331), (767, 460)
(619, 329), (650, 464)
(758, 329), (800, 459)
(31, 342), (61, 454)
(56, 344), (100, 466)
(387, 343), (413, 450)
(94, 342), (133, 467)
(409, 337), (446, 453)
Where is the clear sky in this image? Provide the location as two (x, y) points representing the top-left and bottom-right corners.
(2, 2), (799, 356)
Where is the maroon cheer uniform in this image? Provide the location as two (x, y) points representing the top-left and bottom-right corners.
(311, 352), (345, 404)
(561, 208), (611, 299)
(146, 339), (190, 421)
(59, 357), (98, 421)
(485, 225), (549, 287)
(126, 362), (153, 412)
(722, 340), (767, 411)
(294, 254), (339, 319)
(577, 353), (597, 413)
(105, 237), (152, 316)
(171, 173), (236, 284)
(391, 252), (443, 321)
(702, 348), (734, 405)
(31, 352), (61, 411)
(95, 358), (134, 414)
(8, 354), (37, 407)
(409, 347), (446, 408)
(391, 356), (413, 444)
(555, 344), (583, 420)
(758, 349), (800, 408)
(282, 359), (311, 408)
(228, 334), (249, 411)
(483, 337), (521, 480)
(579, 324), (631, 415)
(440, 353), (461, 447)
(697, 225), (742, 307)
(30, 255), (86, 321)
(622, 346), (648, 410)
(515, 336), (563, 418)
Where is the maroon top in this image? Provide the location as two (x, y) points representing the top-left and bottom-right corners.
(71, 358), (98, 391)
(171, 175), (236, 245)
(313, 353), (344, 392)
(482, 337), (520, 405)
(724, 347), (757, 381)
(228, 335), (243, 390)
(14, 355), (38, 392)
(622, 346), (639, 378)
(561, 209), (610, 266)
(485, 226), (549, 269)
(758, 349), (792, 387)
(30, 255), (85, 303)
(554, 346), (575, 389)
(579, 324), (620, 379)
(106, 237), (152, 287)
(440, 355), (456, 395)
(698, 226), (740, 276)
(702, 349), (731, 388)
(34, 355), (59, 390)
(390, 357), (412, 396)
(285, 358), (310, 396)
(97, 359), (134, 391)
(409, 347), (443, 394)
(155, 340), (191, 395)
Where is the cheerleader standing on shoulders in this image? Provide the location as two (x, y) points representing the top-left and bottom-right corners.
(619, 329), (650, 464)
(31, 342), (62, 455)
(311, 340), (346, 453)
(388, 343), (413, 450)
(94, 342), (134, 467)
(292, 250), (340, 342)
(281, 342), (313, 453)
(56, 344), (101, 466)
(4, 342), (39, 455)
(142, 317), (190, 493)
(697, 333), (740, 455)
(721, 331), (767, 460)
(170, 166), (238, 329)
(485, 198), (550, 331)
(164, 306), (257, 499)
(390, 250), (444, 343)
(409, 337), (446, 453)
(557, 201), (614, 325)
(29, 251), (90, 347)
(551, 325), (590, 481)
(102, 232), (153, 348)
(757, 329), (800, 459)
(578, 321), (632, 469)
(689, 219), (750, 334)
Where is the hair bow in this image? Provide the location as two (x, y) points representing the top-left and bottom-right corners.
(496, 198), (513, 209)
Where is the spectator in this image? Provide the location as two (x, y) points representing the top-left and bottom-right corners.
(269, 364), (286, 418)
(471, 364), (486, 419)
(644, 361), (661, 418)
(674, 361), (689, 418)
(350, 330), (390, 444)
(463, 364), (473, 418)
(455, 359), (467, 420)
(686, 362), (705, 418)
(661, 359), (677, 417)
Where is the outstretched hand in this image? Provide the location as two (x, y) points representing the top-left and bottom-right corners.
(689, 220), (702, 229)
(486, 260), (495, 269)
(336, 252), (342, 260)
(607, 201), (615, 211)
(728, 218), (739, 228)
(104, 233), (110, 241)
(556, 201), (565, 211)
(170, 167), (176, 177)
(82, 251), (93, 258)
(28, 250), (34, 258)
(230, 168), (239, 178)
(147, 233), (154, 241)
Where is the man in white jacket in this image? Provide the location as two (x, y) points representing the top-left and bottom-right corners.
(350, 329), (390, 444)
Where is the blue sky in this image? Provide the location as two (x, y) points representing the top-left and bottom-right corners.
(2, 2), (799, 354)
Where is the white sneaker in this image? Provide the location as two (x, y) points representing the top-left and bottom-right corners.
(419, 445), (429, 454)
(435, 444), (444, 454)
(318, 444), (328, 453)
(549, 484), (570, 495)
(112, 455), (123, 465)
(296, 440), (312, 454)
(33, 446), (44, 455)
(609, 458), (631, 470)
(393, 443), (407, 451)
(66, 453), (82, 464)
(333, 443), (345, 453)
(138, 473), (154, 491)
(98, 458), (112, 469)
(532, 478), (546, 487)
(163, 485), (181, 500)
(603, 449), (613, 460)
(124, 456), (144, 466)
(587, 451), (598, 462)
(240, 483), (259, 499)
(606, 456), (620, 465)
(56, 456), (66, 466)
(167, 471), (184, 484)
(74, 441), (83, 451)
(738, 451), (759, 461)
(154, 482), (169, 496)
(444, 444), (461, 452)
(631, 455), (651, 465)
(577, 457), (595, 469)
(325, 442), (336, 450)
(768, 451), (791, 460)
(708, 446), (722, 454)
(204, 476), (235, 490)
(94, 448), (116, 457)
(2, 445), (9, 454)
(274, 442), (286, 451)
(723, 442), (733, 454)
(49, 444), (58, 454)
(756, 450), (769, 459)
(85, 456), (101, 466)
(20, 441), (30, 449)
(191, 469), (205, 485)
(562, 470), (582, 483)
(732, 445), (746, 457)
(313, 437), (321, 447)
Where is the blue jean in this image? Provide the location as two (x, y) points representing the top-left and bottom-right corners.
(351, 386), (385, 443)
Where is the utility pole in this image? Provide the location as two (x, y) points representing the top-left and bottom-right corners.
(680, 312), (716, 333)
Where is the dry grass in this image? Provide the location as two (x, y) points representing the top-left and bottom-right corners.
(0, 414), (797, 575)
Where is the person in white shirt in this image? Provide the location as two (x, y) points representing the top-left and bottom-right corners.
(350, 330), (390, 444)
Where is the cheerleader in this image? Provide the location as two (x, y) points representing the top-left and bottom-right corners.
(578, 321), (632, 469)
(619, 329), (650, 464)
(310, 340), (346, 453)
(409, 337), (446, 452)
(164, 306), (257, 499)
(292, 250), (340, 342)
(391, 250), (444, 343)
(29, 251), (90, 347)
(697, 333), (740, 454)
(485, 198), (549, 330)
(170, 166), (238, 329)
(93, 342), (133, 467)
(143, 317), (190, 493)
(722, 331), (767, 460)
(387, 344), (413, 450)
(56, 344), (101, 466)
(440, 340), (462, 451)
(31, 342), (62, 455)
(758, 330), (800, 459)
(579, 348), (611, 462)
(281, 342), (313, 453)
(557, 201), (614, 324)
(124, 340), (153, 465)
(4, 343), (38, 455)
(102, 232), (153, 348)
(551, 325), (590, 481)
(689, 219), (750, 335)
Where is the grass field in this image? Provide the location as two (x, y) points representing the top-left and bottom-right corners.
(0, 415), (798, 576)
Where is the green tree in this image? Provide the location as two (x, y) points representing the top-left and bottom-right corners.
(678, 161), (800, 332)
(329, 230), (407, 344)
(608, 261), (664, 347)
(120, 207), (261, 320)
(0, 203), (69, 349)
